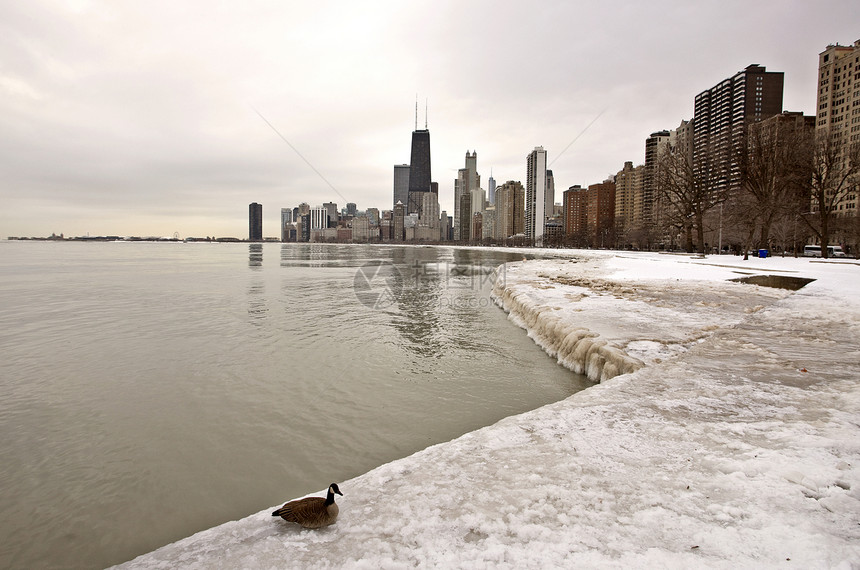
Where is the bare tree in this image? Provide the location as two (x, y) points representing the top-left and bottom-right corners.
(735, 117), (813, 254)
(657, 145), (727, 255)
(800, 131), (860, 258)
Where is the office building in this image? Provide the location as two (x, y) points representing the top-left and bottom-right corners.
(249, 202), (262, 241)
(407, 129), (432, 216)
(525, 146), (548, 243)
(394, 164), (410, 208)
(322, 202), (338, 228)
(310, 206), (329, 230)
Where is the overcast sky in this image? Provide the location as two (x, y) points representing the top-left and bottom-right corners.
(2, 0), (858, 238)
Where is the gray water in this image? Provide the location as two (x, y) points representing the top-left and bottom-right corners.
(0, 242), (589, 569)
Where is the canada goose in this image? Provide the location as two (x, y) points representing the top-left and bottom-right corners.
(271, 483), (343, 528)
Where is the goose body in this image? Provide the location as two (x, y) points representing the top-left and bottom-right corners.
(272, 483), (342, 529)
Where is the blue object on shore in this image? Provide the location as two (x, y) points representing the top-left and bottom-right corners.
(758, 249), (768, 258)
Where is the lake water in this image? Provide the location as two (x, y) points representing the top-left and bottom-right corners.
(0, 242), (590, 569)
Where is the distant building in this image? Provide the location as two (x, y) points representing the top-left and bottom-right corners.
(352, 216), (370, 241)
(440, 210), (451, 241)
(299, 214), (310, 242)
(420, 192), (440, 229)
(482, 206), (496, 240)
(525, 146), (548, 243)
(496, 180), (525, 239)
(545, 170), (555, 223)
(346, 202), (357, 217)
(249, 202), (262, 241)
(454, 151), (480, 240)
(458, 191), (472, 242)
(394, 164), (410, 208)
(614, 161), (644, 242)
(488, 173), (496, 205)
(310, 206), (329, 230)
(322, 202), (338, 228)
(366, 207), (380, 227)
(393, 201), (406, 241)
(407, 129), (432, 216)
(280, 208), (293, 242)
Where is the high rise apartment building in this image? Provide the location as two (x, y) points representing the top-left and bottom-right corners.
(615, 161), (643, 233)
(249, 202), (262, 241)
(816, 40), (860, 138)
(693, 64), (784, 194)
(644, 130), (673, 228)
(525, 146), (548, 243)
(587, 181), (616, 247)
(563, 185), (587, 239)
(816, 40), (860, 216)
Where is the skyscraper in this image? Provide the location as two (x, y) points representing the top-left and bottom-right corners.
(545, 170), (555, 220)
(407, 129), (432, 216)
(525, 146), (547, 243)
(454, 151), (480, 240)
(393, 164), (410, 208)
(692, 64), (784, 194)
(488, 173), (496, 206)
(249, 202), (262, 241)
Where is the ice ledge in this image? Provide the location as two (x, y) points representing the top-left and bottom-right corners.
(492, 281), (644, 382)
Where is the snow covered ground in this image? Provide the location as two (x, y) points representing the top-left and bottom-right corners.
(116, 251), (860, 569)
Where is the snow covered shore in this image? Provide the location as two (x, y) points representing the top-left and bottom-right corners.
(117, 251), (860, 569)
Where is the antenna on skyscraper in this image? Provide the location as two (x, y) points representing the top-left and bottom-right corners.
(415, 95), (418, 130)
(425, 98), (428, 129)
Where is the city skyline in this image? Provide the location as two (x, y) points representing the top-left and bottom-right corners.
(1, 1), (857, 238)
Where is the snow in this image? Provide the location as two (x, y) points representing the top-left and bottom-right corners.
(115, 251), (860, 569)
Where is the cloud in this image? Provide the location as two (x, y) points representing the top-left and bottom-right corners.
(1, 0), (857, 237)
